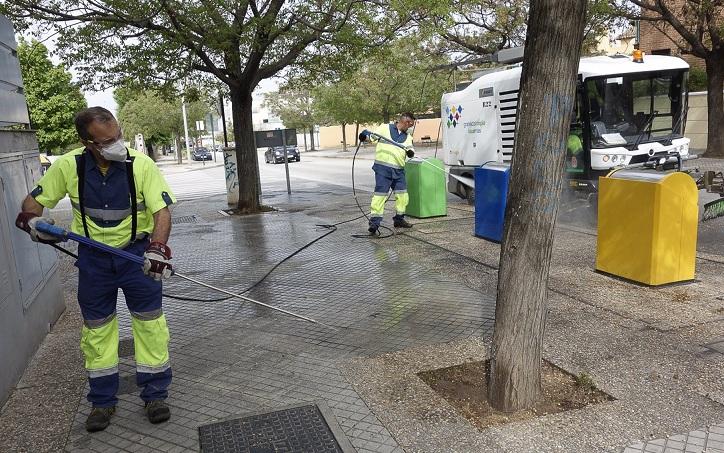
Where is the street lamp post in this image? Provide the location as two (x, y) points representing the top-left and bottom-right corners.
(182, 96), (192, 162)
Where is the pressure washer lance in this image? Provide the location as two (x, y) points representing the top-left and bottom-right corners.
(365, 131), (475, 189)
(34, 222), (338, 331)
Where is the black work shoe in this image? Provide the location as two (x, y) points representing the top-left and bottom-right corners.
(368, 225), (379, 235)
(393, 218), (413, 228)
(86, 406), (115, 432)
(144, 400), (171, 424)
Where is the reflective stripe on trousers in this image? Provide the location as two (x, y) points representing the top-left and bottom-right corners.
(131, 311), (171, 374)
(370, 163), (408, 223)
(370, 191), (408, 217)
(77, 239), (171, 406)
(81, 314), (119, 378)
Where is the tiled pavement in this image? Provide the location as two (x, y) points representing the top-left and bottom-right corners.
(64, 207), (496, 452)
(622, 424), (724, 453)
(40, 179), (722, 453)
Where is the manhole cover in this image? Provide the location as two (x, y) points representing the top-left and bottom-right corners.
(198, 403), (355, 453)
(172, 215), (198, 225)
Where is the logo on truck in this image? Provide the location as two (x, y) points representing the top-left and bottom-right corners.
(445, 105), (463, 128)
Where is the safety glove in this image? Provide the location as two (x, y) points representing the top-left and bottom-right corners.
(15, 212), (61, 243)
(143, 241), (173, 281)
(405, 147), (415, 158)
(358, 130), (371, 142)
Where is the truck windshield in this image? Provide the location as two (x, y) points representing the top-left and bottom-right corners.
(584, 71), (687, 149)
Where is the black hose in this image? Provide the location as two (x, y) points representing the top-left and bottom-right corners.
(50, 142), (396, 303)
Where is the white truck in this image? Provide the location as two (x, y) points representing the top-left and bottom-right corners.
(441, 52), (693, 201)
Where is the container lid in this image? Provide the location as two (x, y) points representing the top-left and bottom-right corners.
(607, 169), (671, 182)
(481, 162), (511, 172)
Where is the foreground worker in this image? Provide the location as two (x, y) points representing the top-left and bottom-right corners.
(360, 112), (416, 235)
(15, 107), (176, 432)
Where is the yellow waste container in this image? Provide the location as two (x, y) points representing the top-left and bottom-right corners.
(596, 170), (698, 286)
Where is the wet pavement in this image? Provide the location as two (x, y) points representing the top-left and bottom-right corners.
(56, 187), (491, 452)
(0, 158), (722, 452)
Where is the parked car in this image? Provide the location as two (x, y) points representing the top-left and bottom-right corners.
(192, 147), (212, 161)
(264, 146), (300, 164)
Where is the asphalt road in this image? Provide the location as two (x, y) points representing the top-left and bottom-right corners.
(163, 151), (375, 202)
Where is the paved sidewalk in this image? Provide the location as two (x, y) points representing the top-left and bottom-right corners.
(623, 425), (724, 453)
(0, 173), (722, 452)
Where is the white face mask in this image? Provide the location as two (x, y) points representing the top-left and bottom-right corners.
(99, 139), (127, 162)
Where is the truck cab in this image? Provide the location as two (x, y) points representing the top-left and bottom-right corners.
(442, 54), (690, 200)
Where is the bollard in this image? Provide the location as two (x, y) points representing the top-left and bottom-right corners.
(223, 147), (239, 206)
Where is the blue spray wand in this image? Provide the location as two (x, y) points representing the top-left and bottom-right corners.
(34, 222), (335, 330)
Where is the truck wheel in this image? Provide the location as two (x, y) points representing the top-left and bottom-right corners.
(461, 183), (475, 206)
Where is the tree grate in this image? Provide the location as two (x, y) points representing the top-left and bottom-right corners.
(198, 403), (356, 453)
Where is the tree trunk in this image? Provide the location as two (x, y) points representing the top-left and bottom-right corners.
(704, 55), (724, 158)
(355, 123), (360, 147)
(175, 136), (182, 164)
(488, 0), (587, 413)
(341, 122), (347, 151)
(303, 132), (308, 151)
(147, 142), (156, 162)
(309, 127), (315, 151)
(229, 85), (262, 213)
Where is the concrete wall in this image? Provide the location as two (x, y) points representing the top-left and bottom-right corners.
(0, 16), (65, 407)
(318, 118), (442, 150)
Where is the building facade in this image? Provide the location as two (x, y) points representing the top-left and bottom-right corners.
(637, 2), (706, 69)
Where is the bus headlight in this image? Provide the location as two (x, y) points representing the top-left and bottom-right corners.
(602, 154), (610, 162)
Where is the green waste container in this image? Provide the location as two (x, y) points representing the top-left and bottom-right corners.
(405, 157), (447, 218)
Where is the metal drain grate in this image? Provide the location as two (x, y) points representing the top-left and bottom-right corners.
(198, 403), (355, 453)
(172, 215), (198, 225)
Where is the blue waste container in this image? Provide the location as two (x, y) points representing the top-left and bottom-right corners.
(474, 163), (510, 242)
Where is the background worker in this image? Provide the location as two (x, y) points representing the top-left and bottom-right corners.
(15, 107), (176, 433)
(359, 112), (416, 235)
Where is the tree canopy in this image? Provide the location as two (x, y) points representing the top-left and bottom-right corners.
(1, 0), (404, 213)
(314, 40), (451, 124)
(16, 38), (87, 154)
(117, 90), (210, 150)
(263, 89), (317, 132)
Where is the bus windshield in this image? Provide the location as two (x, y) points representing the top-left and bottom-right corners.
(584, 70), (687, 149)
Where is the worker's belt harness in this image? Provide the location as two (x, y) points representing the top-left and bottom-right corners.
(76, 151), (138, 243)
